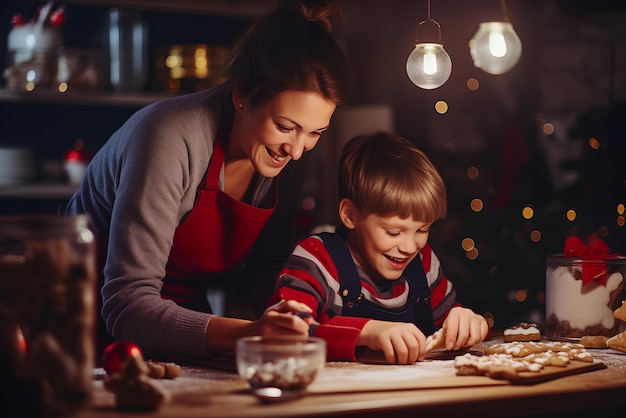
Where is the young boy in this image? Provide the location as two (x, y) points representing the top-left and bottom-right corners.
(269, 131), (488, 364)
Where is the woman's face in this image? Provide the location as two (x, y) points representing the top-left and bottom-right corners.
(232, 90), (336, 178)
(346, 212), (431, 285)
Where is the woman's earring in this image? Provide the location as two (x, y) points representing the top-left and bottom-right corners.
(237, 103), (244, 110)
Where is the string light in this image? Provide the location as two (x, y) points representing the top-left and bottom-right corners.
(406, 0), (452, 89)
(469, 0), (522, 75)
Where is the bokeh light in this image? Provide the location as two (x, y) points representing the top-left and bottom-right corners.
(521, 205), (534, 219)
(536, 291), (545, 304)
(462, 238), (475, 251)
(466, 247), (479, 260)
(470, 198), (484, 212)
(435, 100), (448, 114)
(301, 196), (316, 211)
(530, 230), (541, 242)
(466, 78), (479, 91)
(466, 166), (479, 180)
(566, 209), (576, 221)
(542, 122), (554, 135)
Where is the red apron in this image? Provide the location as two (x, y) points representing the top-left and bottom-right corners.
(162, 124), (277, 307)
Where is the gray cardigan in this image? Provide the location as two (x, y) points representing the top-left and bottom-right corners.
(66, 84), (309, 359)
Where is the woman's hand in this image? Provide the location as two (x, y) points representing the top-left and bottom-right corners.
(249, 299), (314, 336)
(441, 307), (489, 351)
(205, 300), (314, 352)
(357, 320), (427, 364)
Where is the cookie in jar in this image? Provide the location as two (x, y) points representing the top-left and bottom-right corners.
(544, 237), (626, 340)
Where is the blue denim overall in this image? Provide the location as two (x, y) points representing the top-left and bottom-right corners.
(318, 230), (435, 336)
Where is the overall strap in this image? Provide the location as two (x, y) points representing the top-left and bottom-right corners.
(317, 232), (362, 304)
(403, 255), (435, 336)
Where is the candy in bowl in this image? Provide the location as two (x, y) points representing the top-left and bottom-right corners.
(236, 336), (326, 391)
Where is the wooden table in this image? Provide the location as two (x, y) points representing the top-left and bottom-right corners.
(78, 339), (626, 418)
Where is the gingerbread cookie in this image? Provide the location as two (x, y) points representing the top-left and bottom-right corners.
(454, 352), (542, 380)
(146, 360), (182, 379)
(522, 352), (570, 367)
(484, 341), (544, 357)
(426, 328), (446, 351)
(456, 340), (597, 380)
(162, 362), (182, 379)
(145, 360), (165, 379)
(579, 335), (609, 349)
(104, 355), (168, 410)
(503, 322), (541, 342)
(484, 341), (592, 362)
(606, 331), (626, 353)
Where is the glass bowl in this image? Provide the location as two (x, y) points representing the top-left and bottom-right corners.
(235, 336), (326, 391)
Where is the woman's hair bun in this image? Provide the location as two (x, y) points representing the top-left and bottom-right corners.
(222, 0), (352, 106)
(277, 0), (342, 33)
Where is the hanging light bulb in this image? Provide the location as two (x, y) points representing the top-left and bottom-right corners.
(406, 1), (452, 90)
(469, 0), (522, 75)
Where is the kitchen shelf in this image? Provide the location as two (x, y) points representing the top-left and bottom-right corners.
(0, 0), (268, 214)
(0, 182), (78, 199)
(0, 89), (175, 107)
(20, 0), (277, 17)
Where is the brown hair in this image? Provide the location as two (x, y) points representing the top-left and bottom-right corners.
(222, 0), (353, 108)
(338, 131), (447, 223)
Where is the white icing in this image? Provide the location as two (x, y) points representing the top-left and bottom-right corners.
(546, 266), (623, 330)
(504, 325), (539, 335)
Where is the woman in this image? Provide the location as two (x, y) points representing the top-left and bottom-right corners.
(65, 0), (353, 360)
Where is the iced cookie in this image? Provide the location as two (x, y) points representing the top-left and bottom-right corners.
(503, 322), (541, 342)
(484, 341), (592, 362)
(454, 352), (542, 380)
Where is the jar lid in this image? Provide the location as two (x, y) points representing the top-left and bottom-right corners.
(547, 253), (626, 266)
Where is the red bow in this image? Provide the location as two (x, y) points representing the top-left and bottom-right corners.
(563, 236), (620, 286)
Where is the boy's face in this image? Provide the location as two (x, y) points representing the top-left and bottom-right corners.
(345, 212), (431, 284)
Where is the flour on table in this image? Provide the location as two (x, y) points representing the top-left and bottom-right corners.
(315, 360), (456, 385)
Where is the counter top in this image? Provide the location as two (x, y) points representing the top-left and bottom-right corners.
(77, 339), (626, 418)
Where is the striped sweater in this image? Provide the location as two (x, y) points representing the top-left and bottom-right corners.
(271, 233), (459, 360)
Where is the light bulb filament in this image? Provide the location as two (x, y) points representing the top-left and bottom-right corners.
(423, 52), (437, 75)
(488, 30), (506, 58)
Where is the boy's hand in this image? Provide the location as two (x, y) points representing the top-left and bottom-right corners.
(358, 320), (427, 364)
(441, 307), (489, 351)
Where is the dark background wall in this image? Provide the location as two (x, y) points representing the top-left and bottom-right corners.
(1, 0), (625, 329)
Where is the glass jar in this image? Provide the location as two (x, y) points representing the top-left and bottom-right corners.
(545, 254), (626, 340)
(0, 215), (96, 417)
(5, 24), (63, 91)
